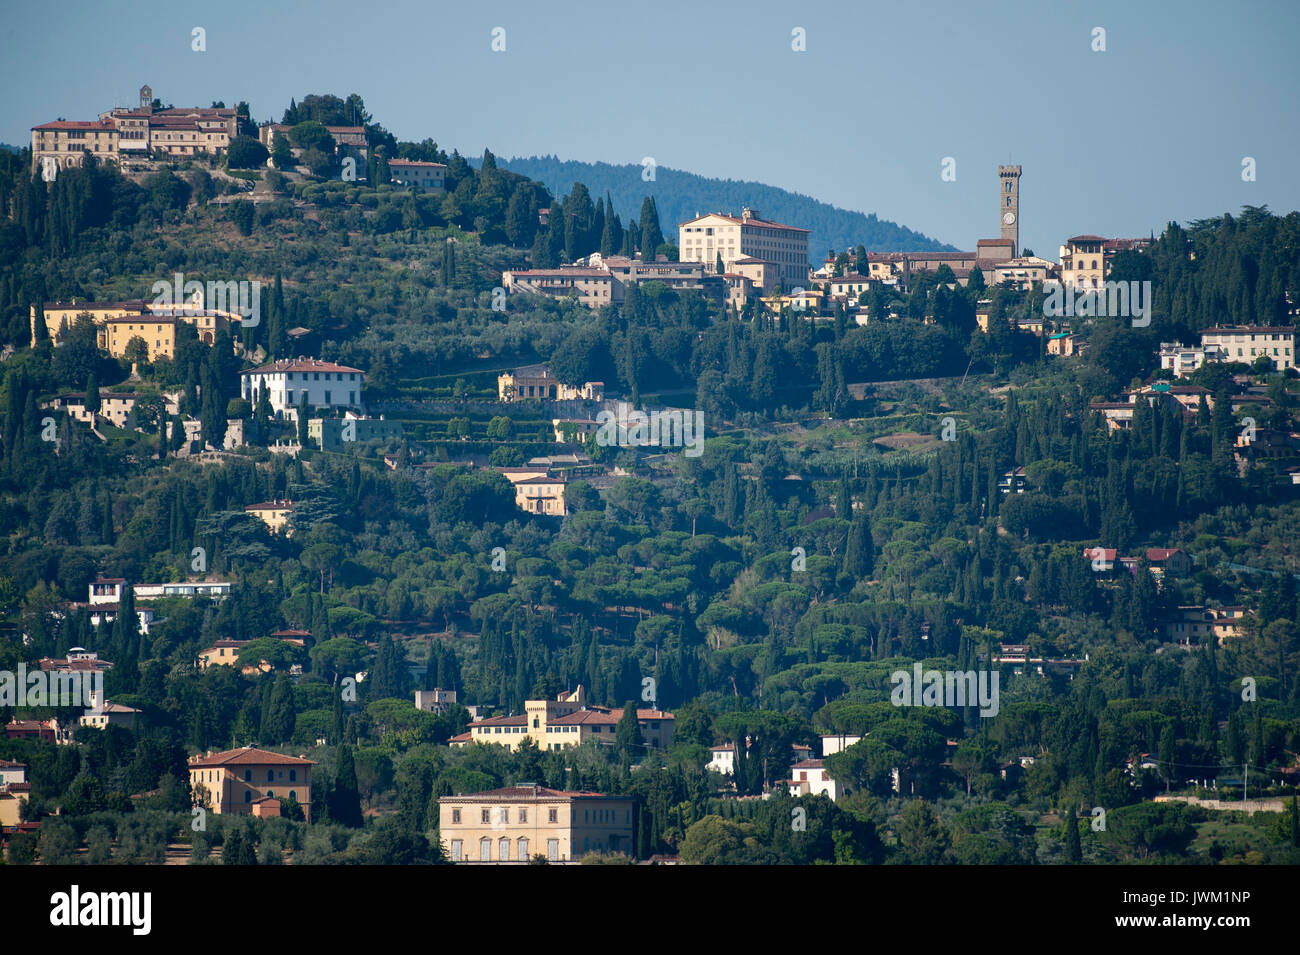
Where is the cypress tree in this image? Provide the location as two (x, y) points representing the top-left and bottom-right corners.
(331, 743), (363, 827)
(1063, 807), (1082, 863)
(845, 512), (874, 578)
(84, 371), (100, 415)
(266, 674), (296, 743)
(222, 826), (244, 865)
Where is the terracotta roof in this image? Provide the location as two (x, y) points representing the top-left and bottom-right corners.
(1145, 548), (1185, 561)
(244, 358), (364, 375)
(388, 158), (447, 168)
(790, 759), (825, 770)
(1202, 326), (1295, 335)
(550, 710), (619, 725)
(33, 120), (116, 131)
(440, 784), (626, 802)
(1067, 235), (1108, 243)
(680, 212), (810, 234)
(188, 747), (316, 768)
(245, 500), (295, 511)
(469, 715), (528, 728)
(509, 268), (612, 279)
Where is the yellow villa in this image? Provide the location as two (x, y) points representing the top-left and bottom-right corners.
(439, 784), (636, 863)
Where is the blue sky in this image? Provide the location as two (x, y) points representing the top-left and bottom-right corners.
(3, 0), (1297, 256)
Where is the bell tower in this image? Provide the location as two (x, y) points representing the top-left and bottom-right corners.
(998, 165), (1021, 255)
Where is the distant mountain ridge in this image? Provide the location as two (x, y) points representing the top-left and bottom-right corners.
(491, 155), (956, 262)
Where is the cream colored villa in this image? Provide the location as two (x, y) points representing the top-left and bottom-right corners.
(451, 686), (674, 752)
(439, 784), (636, 862)
(32, 87), (239, 173)
(497, 364), (604, 402)
(679, 208), (809, 289)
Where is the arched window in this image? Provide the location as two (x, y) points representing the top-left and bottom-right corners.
(289, 791), (297, 801)
(518, 837), (529, 859)
(499, 838), (510, 861)
(479, 838), (491, 861)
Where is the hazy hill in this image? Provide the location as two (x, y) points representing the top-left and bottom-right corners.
(492, 155), (955, 262)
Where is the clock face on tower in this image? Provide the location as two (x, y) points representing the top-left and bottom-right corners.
(1002, 212), (1016, 225)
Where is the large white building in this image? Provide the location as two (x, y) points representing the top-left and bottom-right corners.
(1200, 326), (1295, 371)
(678, 208), (809, 290)
(240, 358), (365, 421)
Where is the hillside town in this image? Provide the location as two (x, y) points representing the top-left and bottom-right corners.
(1, 34), (1299, 894)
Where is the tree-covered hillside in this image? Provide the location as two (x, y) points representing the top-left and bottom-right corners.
(493, 155), (955, 262)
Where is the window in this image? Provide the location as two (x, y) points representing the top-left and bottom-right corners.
(481, 809), (490, 824)
(452, 809), (461, 824)
(289, 791), (296, 800)
(268, 770), (275, 781)
(547, 839), (559, 860)
(548, 808), (558, 823)
(244, 770), (252, 782)
(518, 837), (529, 859)
(519, 808), (527, 823)
(289, 770), (297, 782)
(499, 838), (510, 861)
(244, 792), (252, 803)
(480, 838), (491, 861)
(450, 840), (462, 861)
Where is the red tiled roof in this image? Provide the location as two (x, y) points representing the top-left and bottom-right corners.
(550, 710), (619, 725)
(244, 358), (364, 375)
(680, 212), (810, 234)
(1145, 548), (1184, 561)
(188, 747), (316, 768)
(388, 159), (447, 169)
(33, 120), (116, 131)
(469, 715), (528, 728)
(440, 785), (626, 801)
(1202, 326), (1295, 335)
